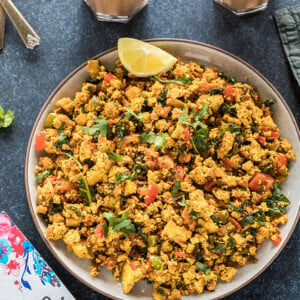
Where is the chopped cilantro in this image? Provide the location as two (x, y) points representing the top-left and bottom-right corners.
(0, 105), (14, 128)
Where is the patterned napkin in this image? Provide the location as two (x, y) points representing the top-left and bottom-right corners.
(0, 211), (75, 300)
(275, 5), (300, 87)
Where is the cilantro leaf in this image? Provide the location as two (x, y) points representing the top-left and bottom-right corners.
(241, 209), (265, 227)
(67, 206), (83, 217)
(123, 107), (143, 121)
(220, 103), (237, 116)
(63, 152), (83, 169)
(82, 118), (108, 138)
(54, 122), (68, 149)
(36, 170), (52, 184)
(212, 243), (226, 254)
(172, 178), (181, 197)
(115, 172), (131, 184)
(103, 211), (136, 237)
(115, 122), (129, 140)
(211, 215), (220, 225)
(196, 262), (211, 274)
(0, 106), (14, 128)
(140, 132), (167, 149)
(107, 150), (123, 162)
(191, 128), (209, 154)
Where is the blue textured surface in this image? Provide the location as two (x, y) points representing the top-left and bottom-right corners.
(0, 0), (299, 299)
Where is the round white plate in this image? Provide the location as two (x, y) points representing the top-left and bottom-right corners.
(25, 39), (300, 300)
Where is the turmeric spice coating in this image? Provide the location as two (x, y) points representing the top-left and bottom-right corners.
(35, 59), (295, 299)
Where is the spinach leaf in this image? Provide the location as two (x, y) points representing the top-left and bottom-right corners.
(130, 164), (147, 180)
(154, 73), (192, 85)
(196, 262), (211, 274)
(177, 195), (187, 207)
(102, 211), (136, 237)
(115, 122), (129, 140)
(82, 118), (108, 138)
(191, 128), (209, 154)
(219, 72), (236, 84)
(227, 237), (236, 249)
(78, 177), (95, 206)
(63, 152), (83, 169)
(172, 179), (181, 197)
(211, 215), (220, 225)
(220, 103), (237, 117)
(0, 105), (14, 128)
(241, 210), (265, 227)
(189, 210), (201, 220)
(210, 88), (224, 95)
(228, 203), (244, 213)
(263, 98), (276, 106)
(36, 170), (52, 184)
(266, 184), (290, 216)
(115, 172), (131, 184)
(158, 86), (168, 103)
(228, 123), (242, 136)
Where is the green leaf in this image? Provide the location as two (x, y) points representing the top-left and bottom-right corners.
(212, 243), (226, 254)
(191, 128), (209, 154)
(227, 237), (236, 249)
(209, 88), (224, 95)
(241, 210), (265, 227)
(115, 122), (129, 140)
(36, 170), (52, 184)
(196, 262), (211, 274)
(54, 122), (68, 149)
(101, 223), (108, 237)
(78, 177), (94, 206)
(228, 123), (242, 136)
(154, 73), (192, 85)
(130, 164), (147, 180)
(189, 210), (201, 220)
(220, 103), (237, 117)
(63, 152), (83, 169)
(211, 215), (220, 225)
(228, 203), (243, 213)
(115, 172), (131, 184)
(177, 195), (187, 207)
(107, 150), (123, 162)
(82, 118), (108, 138)
(141, 132), (167, 149)
(263, 98), (276, 106)
(172, 178), (181, 197)
(123, 107), (143, 121)
(67, 206), (83, 217)
(158, 86), (168, 103)
(103, 211), (136, 237)
(193, 104), (209, 121)
(0, 106), (14, 128)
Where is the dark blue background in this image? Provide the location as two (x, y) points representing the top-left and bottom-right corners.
(0, 0), (299, 299)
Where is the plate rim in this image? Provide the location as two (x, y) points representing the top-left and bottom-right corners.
(25, 38), (300, 300)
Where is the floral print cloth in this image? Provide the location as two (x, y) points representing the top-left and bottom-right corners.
(0, 211), (74, 299)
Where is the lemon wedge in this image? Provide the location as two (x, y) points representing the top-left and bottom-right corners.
(117, 38), (177, 77)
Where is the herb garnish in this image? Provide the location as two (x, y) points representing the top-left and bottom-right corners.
(102, 211), (136, 237)
(153, 73), (192, 85)
(196, 262), (211, 274)
(172, 179), (181, 197)
(107, 150), (123, 162)
(140, 132), (167, 149)
(78, 177), (94, 206)
(0, 105), (14, 128)
(82, 118), (108, 138)
(54, 122), (68, 149)
(115, 122), (129, 140)
(67, 206), (83, 217)
(36, 170), (52, 184)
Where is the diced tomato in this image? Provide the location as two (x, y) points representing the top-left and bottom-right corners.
(174, 166), (185, 181)
(271, 131), (280, 139)
(223, 85), (235, 103)
(44, 175), (57, 185)
(163, 106), (171, 116)
(248, 173), (274, 192)
(212, 67), (218, 72)
(257, 136), (266, 146)
(229, 217), (242, 233)
(224, 158), (231, 167)
(147, 261), (152, 269)
(199, 82), (218, 93)
(35, 131), (46, 151)
(95, 224), (104, 238)
(175, 251), (188, 258)
(184, 127), (192, 141)
(272, 234), (282, 246)
(130, 263), (138, 271)
(177, 56), (182, 65)
(277, 155), (287, 168)
(145, 185), (158, 205)
(104, 72), (114, 82)
(84, 221), (93, 227)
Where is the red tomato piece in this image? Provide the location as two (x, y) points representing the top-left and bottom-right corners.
(84, 221), (93, 227)
(177, 56), (182, 65)
(277, 155), (287, 167)
(163, 106), (171, 115)
(130, 263), (138, 271)
(104, 72), (114, 82)
(145, 185), (158, 205)
(270, 131), (280, 139)
(44, 175), (57, 185)
(248, 173), (274, 192)
(95, 224), (104, 238)
(174, 166), (185, 181)
(272, 234), (282, 246)
(224, 158), (231, 167)
(184, 127), (192, 142)
(223, 85), (235, 103)
(257, 136), (266, 146)
(147, 261), (152, 269)
(35, 131), (46, 151)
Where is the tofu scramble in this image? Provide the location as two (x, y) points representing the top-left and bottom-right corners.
(35, 59), (295, 299)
